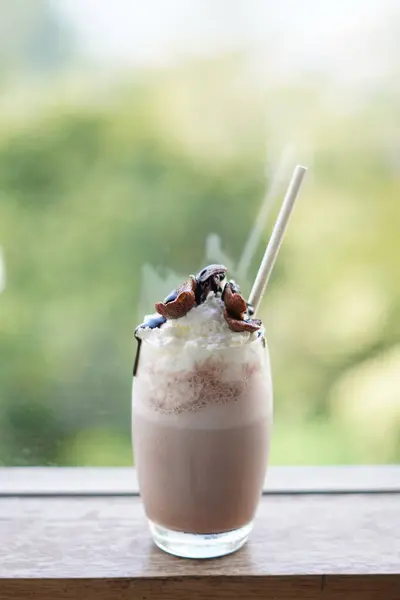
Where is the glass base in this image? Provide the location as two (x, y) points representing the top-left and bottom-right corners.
(149, 519), (253, 559)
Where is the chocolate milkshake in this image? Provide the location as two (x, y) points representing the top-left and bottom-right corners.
(132, 265), (273, 558)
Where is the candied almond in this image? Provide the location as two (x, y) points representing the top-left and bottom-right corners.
(223, 283), (247, 320)
(155, 277), (196, 319)
(223, 308), (262, 333)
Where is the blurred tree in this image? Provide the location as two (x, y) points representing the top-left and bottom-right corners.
(0, 59), (399, 466)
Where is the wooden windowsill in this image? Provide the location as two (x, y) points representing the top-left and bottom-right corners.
(2, 465), (400, 495)
(0, 467), (399, 599)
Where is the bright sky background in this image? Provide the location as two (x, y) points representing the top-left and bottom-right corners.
(54, 0), (399, 83)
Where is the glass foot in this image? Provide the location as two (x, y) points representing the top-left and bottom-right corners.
(148, 519), (253, 559)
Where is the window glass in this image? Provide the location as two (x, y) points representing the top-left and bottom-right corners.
(1, 0), (399, 465)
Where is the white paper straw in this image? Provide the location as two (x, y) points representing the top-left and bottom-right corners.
(249, 165), (307, 314)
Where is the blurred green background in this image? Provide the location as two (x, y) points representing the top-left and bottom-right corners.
(0, 1), (399, 466)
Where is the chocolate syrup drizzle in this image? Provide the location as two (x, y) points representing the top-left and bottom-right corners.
(133, 315), (166, 376)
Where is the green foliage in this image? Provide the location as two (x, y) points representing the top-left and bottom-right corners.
(0, 69), (399, 465)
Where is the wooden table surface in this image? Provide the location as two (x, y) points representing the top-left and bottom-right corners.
(1, 492), (399, 599)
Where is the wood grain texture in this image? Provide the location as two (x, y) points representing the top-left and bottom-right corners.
(1, 577), (400, 600)
(0, 495), (399, 577)
(0, 495), (399, 599)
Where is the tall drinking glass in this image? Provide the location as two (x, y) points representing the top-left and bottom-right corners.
(132, 330), (272, 559)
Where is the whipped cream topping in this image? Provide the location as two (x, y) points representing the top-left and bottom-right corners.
(136, 294), (255, 349)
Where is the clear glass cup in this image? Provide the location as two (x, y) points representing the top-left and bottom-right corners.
(132, 332), (273, 559)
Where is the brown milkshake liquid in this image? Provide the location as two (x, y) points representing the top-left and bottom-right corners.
(134, 417), (269, 533)
(132, 336), (272, 534)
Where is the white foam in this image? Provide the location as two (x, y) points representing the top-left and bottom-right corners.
(136, 294), (254, 349)
(133, 294), (271, 423)
(133, 367), (273, 430)
(133, 328), (272, 425)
